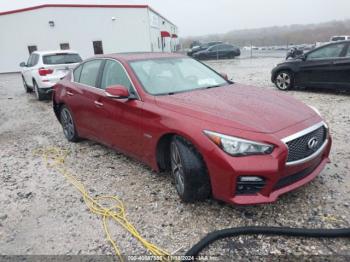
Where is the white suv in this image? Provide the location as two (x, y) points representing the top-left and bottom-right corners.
(20, 50), (82, 100)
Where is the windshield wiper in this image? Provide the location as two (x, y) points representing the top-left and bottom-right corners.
(205, 84), (228, 89)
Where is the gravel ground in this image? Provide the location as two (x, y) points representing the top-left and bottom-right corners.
(0, 56), (349, 261)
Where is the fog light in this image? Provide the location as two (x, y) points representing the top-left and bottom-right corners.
(236, 176), (266, 195)
(238, 176), (264, 182)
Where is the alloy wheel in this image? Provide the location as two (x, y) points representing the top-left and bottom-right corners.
(170, 142), (185, 195)
(276, 72), (291, 90)
(23, 78), (27, 91)
(34, 83), (40, 99)
(61, 108), (75, 140)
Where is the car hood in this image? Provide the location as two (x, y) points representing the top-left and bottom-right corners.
(278, 58), (303, 65)
(155, 84), (316, 134)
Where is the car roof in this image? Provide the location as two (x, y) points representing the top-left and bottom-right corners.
(32, 50), (80, 55)
(94, 52), (187, 62)
(202, 41), (222, 46)
(209, 43), (232, 48)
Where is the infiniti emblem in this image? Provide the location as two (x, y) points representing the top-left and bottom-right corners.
(307, 137), (319, 150)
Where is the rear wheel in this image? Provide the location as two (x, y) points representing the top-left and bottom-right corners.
(33, 81), (46, 101)
(275, 71), (294, 91)
(60, 105), (80, 142)
(170, 136), (211, 202)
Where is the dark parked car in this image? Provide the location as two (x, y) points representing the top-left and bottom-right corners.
(272, 40), (350, 90)
(190, 40), (202, 49)
(193, 44), (241, 60)
(53, 52), (331, 205)
(187, 41), (223, 56)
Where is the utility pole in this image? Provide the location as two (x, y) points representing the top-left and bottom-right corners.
(250, 40), (253, 58)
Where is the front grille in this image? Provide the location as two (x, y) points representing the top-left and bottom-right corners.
(286, 125), (327, 163)
(273, 159), (321, 190)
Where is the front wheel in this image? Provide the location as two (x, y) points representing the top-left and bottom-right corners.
(275, 71), (294, 91)
(60, 106), (80, 142)
(170, 136), (211, 202)
(22, 76), (32, 93)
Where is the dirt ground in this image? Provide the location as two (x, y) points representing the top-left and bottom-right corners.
(0, 56), (349, 260)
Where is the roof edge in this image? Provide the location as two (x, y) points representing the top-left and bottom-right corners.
(0, 4), (148, 16)
(0, 4), (176, 27)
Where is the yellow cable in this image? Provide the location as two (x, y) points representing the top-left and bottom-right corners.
(34, 147), (172, 262)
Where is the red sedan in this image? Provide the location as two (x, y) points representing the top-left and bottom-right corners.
(53, 53), (332, 205)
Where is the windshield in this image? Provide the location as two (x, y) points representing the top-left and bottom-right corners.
(43, 53), (82, 65)
(129, 58), (229, 95)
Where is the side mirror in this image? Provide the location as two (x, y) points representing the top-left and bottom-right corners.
(220, 73), (229, 81)
(300, 54), (307, 61)
(19, 62), (26, 67)
(105, 85), (130, 99)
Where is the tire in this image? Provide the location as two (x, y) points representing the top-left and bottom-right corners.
(170, 136), (211, 202)
(22, 76), (32, 93)
(274, 71), (294, 91)
(33, 80), (46, 101)
(60, 105), (80, 142)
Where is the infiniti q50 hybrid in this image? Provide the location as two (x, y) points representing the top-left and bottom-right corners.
(53, 53), (331, 205)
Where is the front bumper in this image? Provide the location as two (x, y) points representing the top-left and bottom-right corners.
(231, 154), (330, 205)
(205, 126), (332, 205)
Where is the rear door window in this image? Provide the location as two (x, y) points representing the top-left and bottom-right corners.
(43, 53), (82, 65)
(79, 60), (103, 87)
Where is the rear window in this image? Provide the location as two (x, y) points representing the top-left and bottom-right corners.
(331, 37), (346, 41)
(42, 53), (82, 65)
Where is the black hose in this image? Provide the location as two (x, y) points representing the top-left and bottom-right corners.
(184, 226), (350, 260)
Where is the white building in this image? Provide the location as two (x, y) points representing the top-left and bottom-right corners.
(0, 4), (179, 73)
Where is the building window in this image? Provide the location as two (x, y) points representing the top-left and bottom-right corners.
(93, 41), (104, 55)
(28, 45), (37, 54)
(60, 43), (70, 50)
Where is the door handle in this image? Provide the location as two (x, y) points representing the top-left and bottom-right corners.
(94, 101), (104, 107)
(67, 91), (74, 96)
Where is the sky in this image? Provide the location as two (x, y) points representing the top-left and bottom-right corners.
(1, 0), (350, 37)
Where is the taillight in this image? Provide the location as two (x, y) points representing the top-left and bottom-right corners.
(38, 68), (53, 76)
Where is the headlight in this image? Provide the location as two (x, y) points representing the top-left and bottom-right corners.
(204, 130), (274, 157)
(308, 105), (321, 116)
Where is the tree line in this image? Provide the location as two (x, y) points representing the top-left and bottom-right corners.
(181, 19), (350, 48)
